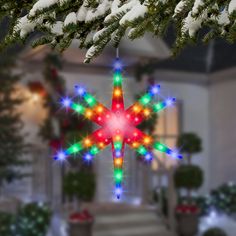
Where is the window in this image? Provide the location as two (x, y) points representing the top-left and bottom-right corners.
(152, 101), (182, 170)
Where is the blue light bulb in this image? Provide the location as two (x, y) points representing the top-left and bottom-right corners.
(114, 59), (122, 71)
(84, 153), (93, 161)
(115, 187), (122, 199)
(145, 153), (153, 161)
(150, 85), (161, 95)
(75, 85), (86, 96)
(166, 97), (176, 106)
(115, 150), (121, 157)
(171, 151), (178, 159)
(166, 149), (171, 155)
(61, 97), (72, 108)
(169, 150), (182, 159)
(56, 151), (67, 161)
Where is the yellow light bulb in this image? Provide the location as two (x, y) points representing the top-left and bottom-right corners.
(132, 142), (139, 148)
(144, 108), (151, 116)
(133, 104), (141, 113)
(96, 105), (103, 113)
(144, 136), (152, 145)
(115, 135), (121, 141)
(99, 142), (105, 148)
(115, 158), (123, 166)
(85, 109), (93, 118)
(84, 138), (91, 147)
(114, 88), (122, 97)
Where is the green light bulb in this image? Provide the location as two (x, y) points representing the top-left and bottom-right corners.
(140, 94), (151, 106)
(154, 143), (167, 152)
(153, 102), (164, 112)
(114, 72), (122, 85)
(138, 146), (147, 155)
(114, 141), (122, 150)
(68, 143), (82, 154)
(72, 103), (85, 114)
(85, 94), (97, 107)
(90, 146), (99, 155)
(115, 170), (123, 182)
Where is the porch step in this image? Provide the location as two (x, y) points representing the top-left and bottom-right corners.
(94, 226), (172, 236)
(93, 206), (173, 236)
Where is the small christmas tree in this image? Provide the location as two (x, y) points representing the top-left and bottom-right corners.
(0, 58), (27, 196)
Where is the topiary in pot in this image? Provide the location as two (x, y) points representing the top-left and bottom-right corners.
(63, 171), (96, 203)
(175, 133), (203, 201)
(64, 171), (96, 236)
(203, 227), (227, 236)
(175, 133), (203, 236)
(174, 165), (204, 190)
(177, 133), (202, 164)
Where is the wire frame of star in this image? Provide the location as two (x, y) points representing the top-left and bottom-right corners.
(55, 58), (182, 199)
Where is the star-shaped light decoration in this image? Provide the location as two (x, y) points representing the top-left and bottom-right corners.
(55, 58), (182, 199)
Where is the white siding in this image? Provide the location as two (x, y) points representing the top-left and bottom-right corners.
(209, 78), (236, 189)
(160, 81), (210, 194)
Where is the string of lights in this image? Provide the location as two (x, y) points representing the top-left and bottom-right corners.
(55, 58), (182, 199)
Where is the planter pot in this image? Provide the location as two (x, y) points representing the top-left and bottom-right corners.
(69, 221), (93, 236)
(176, 213), (199, 236)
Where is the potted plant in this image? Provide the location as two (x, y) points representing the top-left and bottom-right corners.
(210, 182), (236, 216)
(0, 202), (51, 236)
(63, 170), (96, 236)
(174, 133), (204, 236)
(203, 227), (227, 236)
(13, 203), (51, 236)
(0, 212), (14, 236)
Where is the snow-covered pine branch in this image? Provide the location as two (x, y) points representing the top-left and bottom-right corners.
(0, 0), (236, 62)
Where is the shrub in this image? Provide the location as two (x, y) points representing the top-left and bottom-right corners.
(174, 165), (204, 190)
(210, 182), (236, 215)
(0, 212), (14, 236)
(63, 171), (96, 202)
(203, 227), (227, 236)
(14, 203), (51, 236)
(177, 133), (202, 154)
(0, 203), (51, 236)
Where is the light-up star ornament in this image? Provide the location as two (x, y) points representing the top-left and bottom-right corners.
(56, 58), (182, 199)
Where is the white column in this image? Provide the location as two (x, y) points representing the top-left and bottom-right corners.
(167, 167), (177, 233)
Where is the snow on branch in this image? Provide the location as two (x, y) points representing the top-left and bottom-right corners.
(29, 0), (58, 17)
(229, 0), (236, 15)
(1, 0), (236, 62)
(14, 16), (38, 38)
(119, 2), (148, 25)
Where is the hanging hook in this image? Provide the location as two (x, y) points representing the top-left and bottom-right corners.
(116, 47), (120, 59)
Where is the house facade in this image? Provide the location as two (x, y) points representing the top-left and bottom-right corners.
(3, 36), (236, 207)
